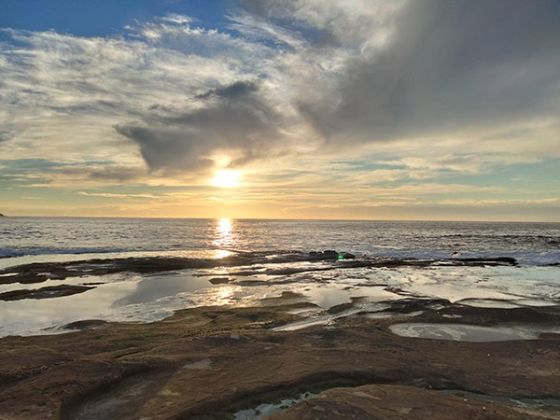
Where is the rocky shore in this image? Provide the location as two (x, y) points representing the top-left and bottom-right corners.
(0, 295), (559, 419)
(0, 251), (558, 418)
(0, 252), (519, 300)
(0, 285), (94, 301)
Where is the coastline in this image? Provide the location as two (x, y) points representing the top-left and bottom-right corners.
(1, 221), (559, 418)
(3, 251), (558, 338)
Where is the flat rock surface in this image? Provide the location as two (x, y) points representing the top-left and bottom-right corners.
(0, 303), (558, 419)
(0, 253), (518, 285)
(0, 285), (93, 301)
(269, 384), (546, 420)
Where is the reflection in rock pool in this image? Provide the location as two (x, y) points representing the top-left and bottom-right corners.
(1, 252), (559, 337)
(234, 392), (315, 420)
(390, 323), (560, 342)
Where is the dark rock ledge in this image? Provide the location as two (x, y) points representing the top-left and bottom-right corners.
(0, 285), (94, 301)
(0, 252), (518, 286)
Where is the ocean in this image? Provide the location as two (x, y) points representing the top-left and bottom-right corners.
(1, 217), (559, 337)
(2, 217), (560, 264)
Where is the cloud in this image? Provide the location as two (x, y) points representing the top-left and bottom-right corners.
(227, 12), (308, 50)
(78, 192), (159, 199)
(271, 0), (560, 145)
(0, 131), (12, 143)
(195, 80), (258, 100)
(3, 3), (559, 175)
(0, 158), (150, 189)
(114, 80), (290, 173)
(0, 17), (278, 165)
(1, 3), (559, 220)
(115, 0), (560, 173)
(439, 198), (560, 207)
(239, 0), (404, 48)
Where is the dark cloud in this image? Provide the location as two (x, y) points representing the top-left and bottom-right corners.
(296, 0), (560, 144)
(0, 159), (146, 184)
(0, 159), (62, 171)
(82, 166), (146, 182)
(195, 81), (259, 100)
(49, 100), (128, 116)
(0, 131), (13, 143)
(115, 81), (285, 173)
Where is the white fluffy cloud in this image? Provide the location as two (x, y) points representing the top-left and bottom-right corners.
(0, 1), (559, 219)
(2, 2), (560, 174)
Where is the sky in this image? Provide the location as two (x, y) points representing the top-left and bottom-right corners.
(0, 0), (559, 221)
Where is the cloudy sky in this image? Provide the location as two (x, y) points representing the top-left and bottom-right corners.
(1, 0), (559, 220)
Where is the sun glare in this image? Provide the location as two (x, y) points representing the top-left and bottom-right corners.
(213, 218), (235, 249)
(212, 169), (241, 188)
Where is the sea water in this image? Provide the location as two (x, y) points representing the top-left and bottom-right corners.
(0, 218), (559, 336)
(1, 217), (559, 264)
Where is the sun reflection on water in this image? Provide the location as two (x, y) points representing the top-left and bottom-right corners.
(193, 285), (242, 307)
(213, 218), (235, 251)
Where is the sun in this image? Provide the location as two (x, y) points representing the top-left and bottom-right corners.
(211, 169), (241, 188)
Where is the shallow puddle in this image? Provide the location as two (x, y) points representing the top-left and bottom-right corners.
(234, 392), (314, 420)
(389, 323), (560, 342)
(274, 303), (390, 331)
(183, 359), (212, 370)
(112, 272), (214, 306)
(457, 298), (523, 309)
(365, 310), (423, 319)
(0, 271), (228, 336)
(1, 260), (559, 337)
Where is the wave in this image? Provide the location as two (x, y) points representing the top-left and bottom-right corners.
(1, 246), (558, 267)
(367, 249), (560, 266)
(0, 246), (152, 258)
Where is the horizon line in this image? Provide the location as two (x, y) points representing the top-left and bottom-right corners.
(2, 215), (559, 224)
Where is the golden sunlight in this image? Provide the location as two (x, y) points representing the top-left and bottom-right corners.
(213, 217), (235, 249)
(217, 217), (232, 237)
(211, 169), (241, 188)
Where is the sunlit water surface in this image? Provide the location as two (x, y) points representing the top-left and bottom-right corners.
(0, 218), (559, 336)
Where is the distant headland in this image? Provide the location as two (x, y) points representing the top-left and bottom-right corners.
(0, 213), (5, 217)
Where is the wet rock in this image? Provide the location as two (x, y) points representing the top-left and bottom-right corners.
(0, 285), (94, 301)
(209, 277), (231, 284)
(308, 250), (337, 260)
(433, 305), (560, 325)
(0, 254), (521, 286)
(338, 252), (356, 260)
(452, 257), (517, 266)
(380, 298), (451, 314)
(308, 250), (336, 259)
(308, 250), (355, 261)
(260, 292), (309, 307)
(64, 319), (108, 331)
(539, 332), (560, 340)
(327, 303), (355, 314)
(269, 384), (541, 419)
(0, 304), (558, 419)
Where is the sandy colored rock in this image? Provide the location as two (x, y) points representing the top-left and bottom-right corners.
(0, 303), (558, 419)
(269, 384), (544, 420)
